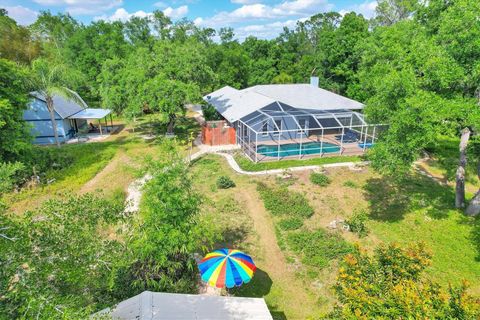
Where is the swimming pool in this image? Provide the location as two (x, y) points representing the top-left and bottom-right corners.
(257, 142), (340, 158)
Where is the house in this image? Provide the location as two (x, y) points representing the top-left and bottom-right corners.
(203, 77), (382, 162)
(95, 291), (273, 320)
(24, 91), (113, 144)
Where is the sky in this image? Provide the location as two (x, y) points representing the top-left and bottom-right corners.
(1, 0), (378, 39)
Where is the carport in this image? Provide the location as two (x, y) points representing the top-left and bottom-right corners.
(68, 108), (113, 135)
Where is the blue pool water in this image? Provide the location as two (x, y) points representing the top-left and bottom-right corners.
(257, 142), (341, 157)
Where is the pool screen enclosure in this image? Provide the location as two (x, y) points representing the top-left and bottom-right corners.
(235, 105), (383, 163)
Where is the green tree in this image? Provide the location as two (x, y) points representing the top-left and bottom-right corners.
(113, 143), (211, 297)
(64, 20), (127, 106)
(375, 0), (419, 26)
(143, 77), (199, 135)
(30, 58), (81, 147)
(152, 10), (172, 40)
(0, 194), (125, 318)
(272, 72), (293, 84)
(124, 16), (153, 49)
(0, 59), (31, 162)
(0, 10), (41, 64)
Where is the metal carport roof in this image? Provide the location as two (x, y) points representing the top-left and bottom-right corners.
(96, 291), (273, 320)
(68, 108), (111, 119)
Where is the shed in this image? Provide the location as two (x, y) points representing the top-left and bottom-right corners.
(24, 90), (112, 144)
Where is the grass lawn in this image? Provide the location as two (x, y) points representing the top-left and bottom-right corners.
(190, 150), (480, 319)
(422, 135), (480, 195)
(190, 156), (327, 319)
(5, 116), (479, 318)
(234, 152), (362, 172)
(2, 116), (199, 214)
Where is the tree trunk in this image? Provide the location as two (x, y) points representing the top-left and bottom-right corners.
(167, 115), (176, 135)
(466, 162), (480, 216)
(46, 96), (61, 147)
(455, 128), (471, 208)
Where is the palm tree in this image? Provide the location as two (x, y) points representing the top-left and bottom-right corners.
(30, 58), (81, 147)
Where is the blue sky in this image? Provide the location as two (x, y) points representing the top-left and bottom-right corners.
(2, 0), (378, 39)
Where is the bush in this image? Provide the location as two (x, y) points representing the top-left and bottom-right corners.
(343, 180), (358, 188)
(0, 162), (25, 194)
(330, 243), (480, 319)
(257, 182), (314, 218)
(287, 229), (352, 268)
(278, 217), (303, 231)
(201, 104), (222, 121)
(345, 210), (369, 237)
(216, 175), (236, 189)
(310, 172), (331, 186)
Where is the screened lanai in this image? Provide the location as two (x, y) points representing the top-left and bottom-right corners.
(236, 104), (383, 163)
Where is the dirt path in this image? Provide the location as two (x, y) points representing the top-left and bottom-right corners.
(236, 185), (317, 319)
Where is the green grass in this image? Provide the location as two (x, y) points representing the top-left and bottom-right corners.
(3, 141), (118, 205)
(425, 135), (480, 186)
(287, 229), (353, 269)
(257, 182), (314, 218)
(235, 153), (362, 172)
(362, 173), (480, 290)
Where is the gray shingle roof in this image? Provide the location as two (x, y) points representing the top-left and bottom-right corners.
(204, 84), (365, 122)
(30, 90), (88, 119)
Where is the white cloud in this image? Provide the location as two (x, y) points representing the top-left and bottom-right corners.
(339, 1), (377, 19)
(94, 5), (188, 22)
(163, 5), (188, 19)
(3, 5), (38, 25)
(31, 0), (122, 15)
(235, 18), (304, 40)
(196, 0), (333, 27)
(94, 8), (150, 22)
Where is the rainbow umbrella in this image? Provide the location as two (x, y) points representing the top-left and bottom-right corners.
(198, 248), (256, 288)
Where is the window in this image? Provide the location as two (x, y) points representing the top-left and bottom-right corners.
(273, 119), (282, 135)
(262, 121), (268, 136)
(298, 119), (308, 133)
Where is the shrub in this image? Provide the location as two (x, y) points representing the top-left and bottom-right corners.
(257, 182), (314, 218)
(345, 210), (369, 237)
(330, 243), (480, 319)
(278, 217), (303, 231)
(287, 229), (352, 268)
(343, 180), (358, 188)
(216, 175), (236, 189)
(310, 172), (331, 186)
(0, 162), (25, 194)
(201, 104), (222, 121)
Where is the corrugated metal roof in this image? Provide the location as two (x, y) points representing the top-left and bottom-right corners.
(204, 84), (365, 122)
(30, 90), (88, 119)
(68, 108), (111, 119)
(104, 291), (273, 320)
